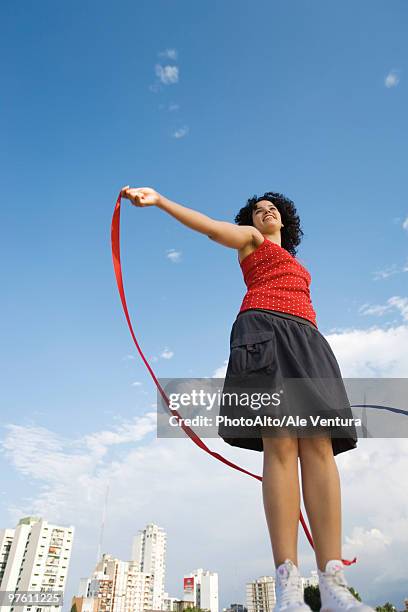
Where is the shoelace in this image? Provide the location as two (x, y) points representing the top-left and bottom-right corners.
(278, 573), (304, 607)
(323, 569), (359, 607)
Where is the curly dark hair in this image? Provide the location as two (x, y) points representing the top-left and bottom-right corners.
(234, 191), (304, 257)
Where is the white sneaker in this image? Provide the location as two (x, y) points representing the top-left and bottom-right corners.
(274, 558), (312, 612)
(318, 559), (375, 612)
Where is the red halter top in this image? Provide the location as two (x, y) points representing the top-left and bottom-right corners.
(238, 238), (318, 329)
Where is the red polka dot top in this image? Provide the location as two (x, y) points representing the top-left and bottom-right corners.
(238, 238), (318, 329)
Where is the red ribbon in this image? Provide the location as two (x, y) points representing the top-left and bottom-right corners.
(111, 192), (357, 566)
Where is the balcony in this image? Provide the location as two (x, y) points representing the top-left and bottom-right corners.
(46, 558), (58, 566)
(50, 538), (63, 547)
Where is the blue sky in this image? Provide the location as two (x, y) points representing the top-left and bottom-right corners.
(1, 0), (408, 609)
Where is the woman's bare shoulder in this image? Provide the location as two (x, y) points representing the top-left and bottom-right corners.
(238, 229), (265, 263)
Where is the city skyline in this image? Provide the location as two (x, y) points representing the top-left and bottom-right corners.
(1, 517), (404, 612)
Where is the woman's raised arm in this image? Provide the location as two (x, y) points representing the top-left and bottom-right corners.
(120, 186), (258, 250)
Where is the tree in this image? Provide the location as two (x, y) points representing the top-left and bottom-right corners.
(375, 602), (397, 612)
(349, 587), (362, 601)
(304, 585), (320, 612)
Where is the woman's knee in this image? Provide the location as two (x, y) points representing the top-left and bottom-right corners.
(262, 433), (299, 462)
(298, 435), (334, 463)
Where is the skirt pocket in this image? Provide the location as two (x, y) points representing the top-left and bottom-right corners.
(229, 330), (276, 377)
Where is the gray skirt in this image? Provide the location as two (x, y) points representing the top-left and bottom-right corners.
(217, 309), (358, 456)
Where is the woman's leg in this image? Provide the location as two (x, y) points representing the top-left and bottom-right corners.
(298, 436), (342, 571)
(262, 434), (300, 568)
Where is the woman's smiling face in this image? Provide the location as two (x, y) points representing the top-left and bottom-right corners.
(252, 200), (283, 233)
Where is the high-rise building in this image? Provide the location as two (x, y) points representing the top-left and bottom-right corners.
(74, 553), (153, 612)
(162, 592), (178, 611)
(246, 576), (276, 612)
(302, 570), (318, 588)
(0, 528), (14, 586)
(131, 523), (166, 611)
(0, 515), (74, 612)
(183, 568), (218, 612)
(223, 604), (247, 612)
(246, 569), (318, 612)
(173, 600), (199, 612)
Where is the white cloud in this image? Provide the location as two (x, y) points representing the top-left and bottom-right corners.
(358, 296), (408, 323)
(168, 104), (180, 112)
(172, 126), (189, 139)
(155, 64), (179, 85)
(345, 526), (391, 551)
(83, 418), (156, 458)
(149, 83), (161, 93)
(384, 69), (400, 88)
(131, 381), (142, 387)
(358, 303), (392, 316)
(160, 348), (174, 360)
(402, 216), (408, 231)
(158, 48), (178, 61)
(166, 248), (182, 262)
(0, 414), (157, 516)
(372, 264), (400, 280)
(324, 323), (408, 377)
(212, 360), (228, 378)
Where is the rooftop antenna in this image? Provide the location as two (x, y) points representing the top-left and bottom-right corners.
(96, 480), (110, 563)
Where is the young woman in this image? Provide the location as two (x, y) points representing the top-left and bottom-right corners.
(120, 185), (373, 612)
